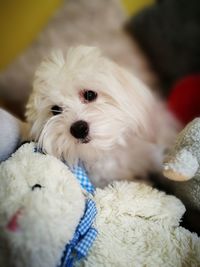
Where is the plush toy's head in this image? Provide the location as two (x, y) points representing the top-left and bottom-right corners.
(0, 143), (85, 267)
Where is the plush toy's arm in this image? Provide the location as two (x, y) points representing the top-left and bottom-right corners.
(0, 109), (29, 161)
(163, 148), (199, 181)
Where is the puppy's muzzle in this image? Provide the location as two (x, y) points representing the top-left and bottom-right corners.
(70, 120), (89, 140)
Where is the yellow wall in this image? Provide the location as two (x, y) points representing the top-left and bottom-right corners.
(122, 0), (154, 15)
(0, 0), (62, 70)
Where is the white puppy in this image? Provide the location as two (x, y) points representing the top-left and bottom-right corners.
(26, 46), (179, 187)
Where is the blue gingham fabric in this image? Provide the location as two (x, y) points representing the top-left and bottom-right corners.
(58, 161), (98, 267)
(68, 161), (95, 194)
(59, 199), (98, 267)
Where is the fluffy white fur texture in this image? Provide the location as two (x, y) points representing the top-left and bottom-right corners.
(0, 143), (85, 267)
(26, 46), (179, 187)
(0, 143), (199, 267)
(83, 182), (200, 267)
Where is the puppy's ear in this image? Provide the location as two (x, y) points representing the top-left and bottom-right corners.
(114, 64), (180, 145)
(26, 50), (65, 131)
(113, 64), (157, 142)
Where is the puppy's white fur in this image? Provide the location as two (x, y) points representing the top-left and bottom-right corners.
(26, 46), (179, 187)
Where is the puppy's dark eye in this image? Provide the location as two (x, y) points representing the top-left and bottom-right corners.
(31, 184), (42, 191)
(83, 90), (97, 102)
(51, 105), (62, 115)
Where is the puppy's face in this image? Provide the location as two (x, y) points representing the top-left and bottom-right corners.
(26, 46), (153, 164)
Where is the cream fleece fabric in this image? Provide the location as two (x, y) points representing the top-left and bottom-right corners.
(79, 182), (200, 267)
(0, 143), (199, 267)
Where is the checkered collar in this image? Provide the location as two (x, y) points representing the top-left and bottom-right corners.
(59, 199), (97, 267)
(69, 161), (95, 194)
(58, 161), (97, 267)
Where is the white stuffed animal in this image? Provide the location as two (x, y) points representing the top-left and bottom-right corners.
(0, 143), (200, 267)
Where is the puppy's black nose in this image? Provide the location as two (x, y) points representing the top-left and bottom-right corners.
(70, 120), (89, 139)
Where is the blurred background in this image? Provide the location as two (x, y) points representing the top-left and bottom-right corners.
(0, 0), (200, 125)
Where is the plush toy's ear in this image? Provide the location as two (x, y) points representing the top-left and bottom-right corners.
(0, 109), (29, 162)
